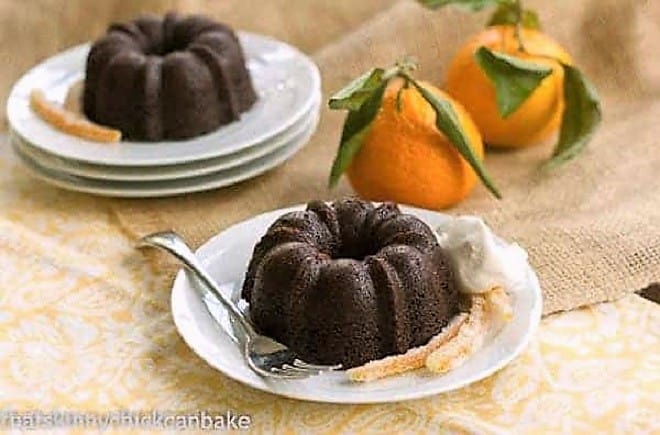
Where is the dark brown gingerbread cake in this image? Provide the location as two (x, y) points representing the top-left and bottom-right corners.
(241, 198), (459, 369)
(83, 12), (257, 141)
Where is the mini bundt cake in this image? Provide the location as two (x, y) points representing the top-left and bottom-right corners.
(83, 12), (257, 141)
(241, 198), (459, 369)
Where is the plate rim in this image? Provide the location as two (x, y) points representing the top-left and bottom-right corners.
(13, 113), (319, 198)
(10, 96), (320, 182)
(6, 32), (321, 166)
(170, 204), (544, 404)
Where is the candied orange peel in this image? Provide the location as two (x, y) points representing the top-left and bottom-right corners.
(347, 286), (512, 382)
(29, 89), (121, 143)
(347, 313), (468, 382)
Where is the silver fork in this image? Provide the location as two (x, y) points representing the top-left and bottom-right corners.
(137, 231), (341, 380)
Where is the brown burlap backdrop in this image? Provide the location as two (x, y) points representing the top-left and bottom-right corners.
(2, 0), (658, 314)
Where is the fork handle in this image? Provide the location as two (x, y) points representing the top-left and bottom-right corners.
(139, 231), (257, 338)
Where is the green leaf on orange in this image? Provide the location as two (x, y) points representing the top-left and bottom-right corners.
(546, 65), (602, 168)
(474, 46), (552, 118)
(329, 68), (386, 111)
(520, 9), (541, 29)
(328, 82), (388, 187)
(487, 4), (541, 29)
(408, 79), (502, 199)
(416, 0), (503, 11)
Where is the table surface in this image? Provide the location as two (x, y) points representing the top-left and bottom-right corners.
(0, 139), (658, 434)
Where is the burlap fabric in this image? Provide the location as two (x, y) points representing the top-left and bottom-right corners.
(2, 0), (658, 314)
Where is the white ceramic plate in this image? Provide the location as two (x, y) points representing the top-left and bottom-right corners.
(13, 112), (319, 198)
(10, 95), (320, 182)
(170, 205), (543, 404)
(6, 33), (320, 166)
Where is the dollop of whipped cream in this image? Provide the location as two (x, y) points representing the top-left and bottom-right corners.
(435, 216), (528, 294)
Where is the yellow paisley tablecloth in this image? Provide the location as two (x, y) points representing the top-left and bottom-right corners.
(0, 141), (658, 434)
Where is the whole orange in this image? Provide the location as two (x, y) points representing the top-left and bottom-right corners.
(347, 80), (484, 210)
(444, 25), (572, 148)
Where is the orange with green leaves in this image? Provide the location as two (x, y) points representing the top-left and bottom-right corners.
(327, 61), (500, 210)
(421, 0), (601, 162)
(327, 0), (601, 209)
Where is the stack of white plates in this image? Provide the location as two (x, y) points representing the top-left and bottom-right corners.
(6, 33), (321, 198)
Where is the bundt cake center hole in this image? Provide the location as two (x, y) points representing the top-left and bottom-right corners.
(335, 244), (377, 261)
(149, 37), (190, 55)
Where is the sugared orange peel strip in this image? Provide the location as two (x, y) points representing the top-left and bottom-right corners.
(29, 89), (121, 143)
(347, 313), (468, 382)
(484, 286), (514, 323)
(347, 286), (512, 382)
(425, 295), (488, 374)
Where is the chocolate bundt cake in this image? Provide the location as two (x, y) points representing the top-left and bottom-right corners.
(241, 198), (459, 369)
(83, 13), (257, 141)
